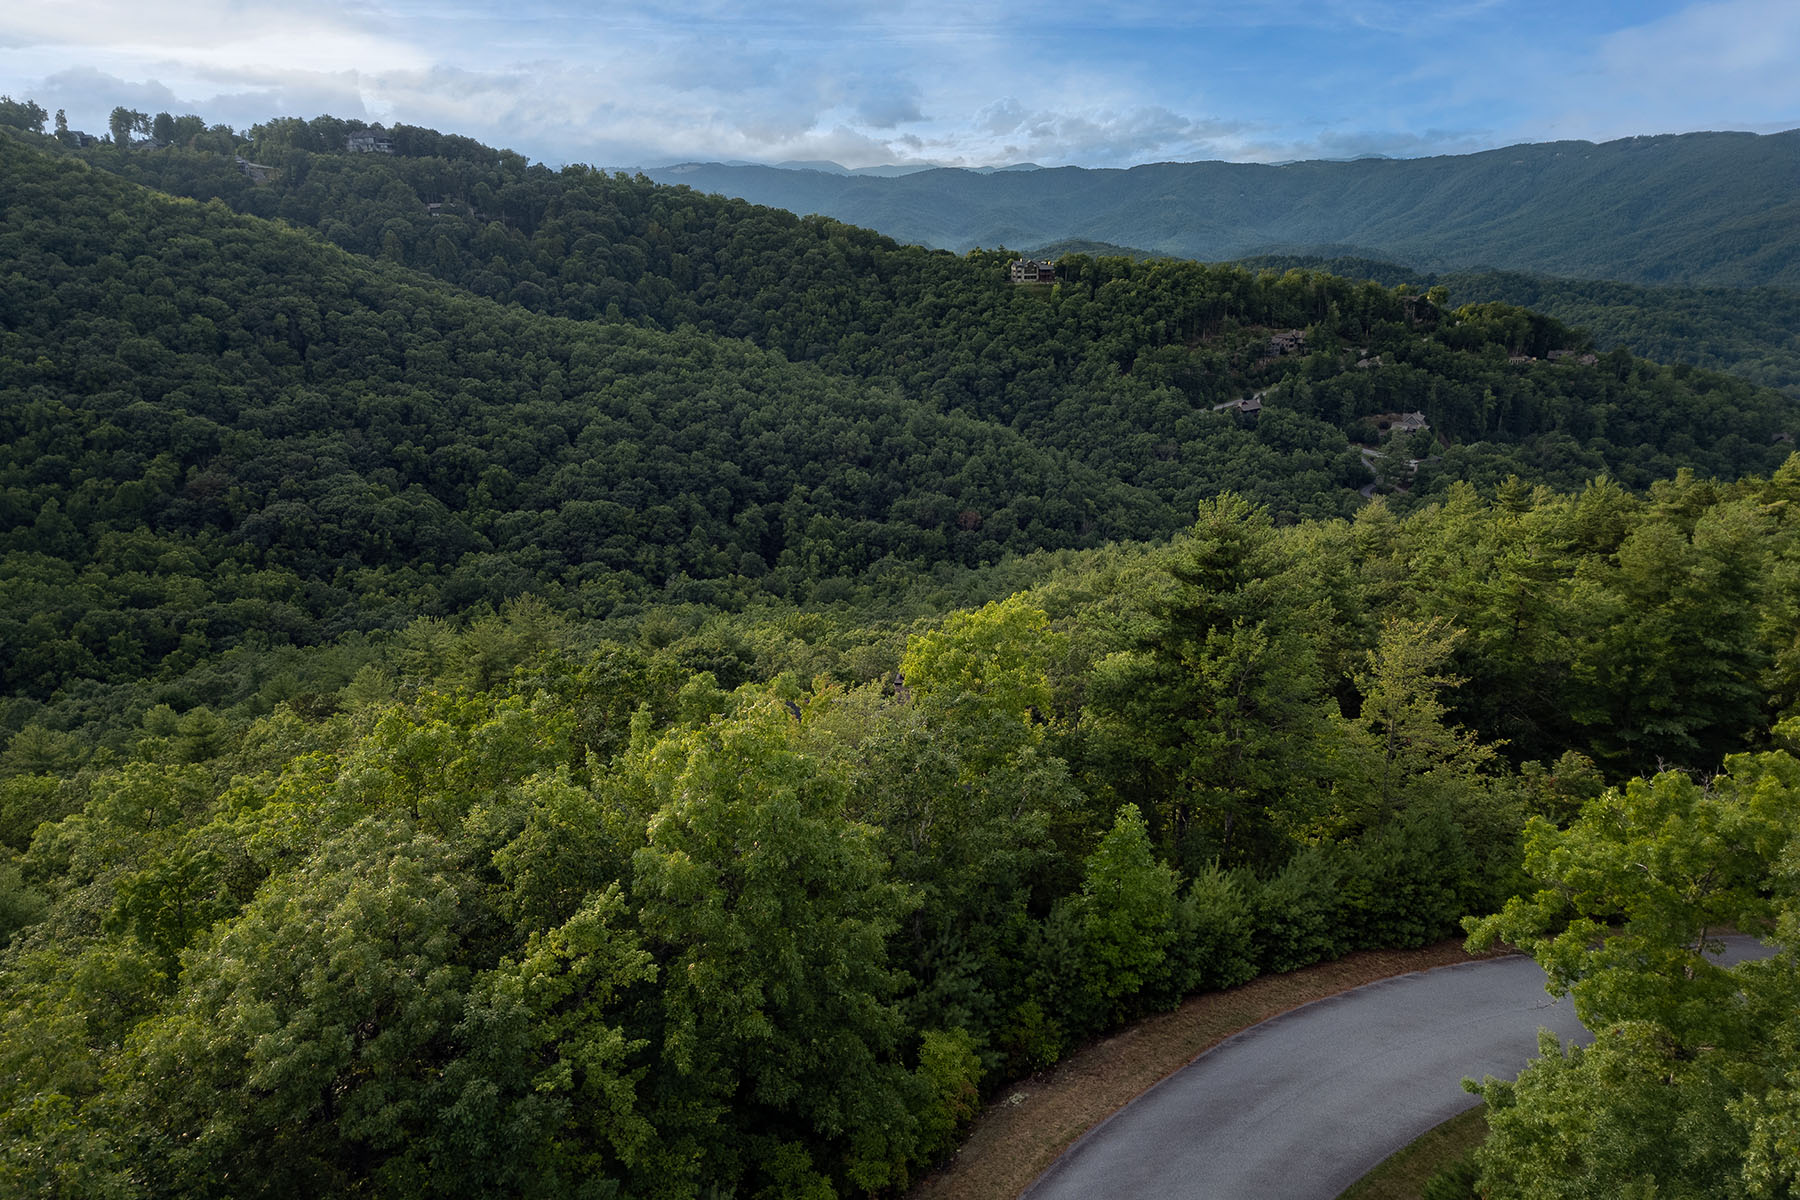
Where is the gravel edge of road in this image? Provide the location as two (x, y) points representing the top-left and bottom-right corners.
(906, 938), (1503, 1200)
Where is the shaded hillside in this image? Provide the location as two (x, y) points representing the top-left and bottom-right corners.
(1438, 273), (1800, 401)
(1239, 255), (1800, 401)
(1029, 238), (1167, 261)
(0, 133), (1129, 705)
(643, 131), (1800, 288)
(54, 118), (1798, 502)
(7, 124), (1800, 719)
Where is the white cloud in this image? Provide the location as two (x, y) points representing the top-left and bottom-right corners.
(1592, 0), (1800, 126)
(1444, 0), (1800, 146)
(3, 1), (430, 75)
(2, 0), (1796, 168)
(15, 64), (375, 136)
(841, 77), (926, 129)
(35, 66), (183, 114)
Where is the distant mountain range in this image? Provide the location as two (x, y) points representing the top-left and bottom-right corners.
(651, 159), (1045, 179)
(643, 130), (1800, 288)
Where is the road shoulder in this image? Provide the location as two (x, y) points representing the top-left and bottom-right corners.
(907, 939), (1496, 1200)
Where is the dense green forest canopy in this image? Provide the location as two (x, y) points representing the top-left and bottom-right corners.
(46, 118), (1798, 493)
(7, 467), (1800, 1198)
(5, 120), (1798, 741)
(5, 109), (1800, 1199)
(1235, 254), (1800, 403)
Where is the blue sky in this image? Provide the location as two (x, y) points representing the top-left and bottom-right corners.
(3, 0), (1797, 168)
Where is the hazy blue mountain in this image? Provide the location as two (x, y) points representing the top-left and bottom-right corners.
(644, 130), (1800, 287)
(772, 160), (939, 177)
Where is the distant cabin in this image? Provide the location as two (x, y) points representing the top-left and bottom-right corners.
(1267, 329), (1307, 356)
(1372, 411), (1430, 435)
(1010, 258), (1056, 284)
(347, 129), (393, 154)
(1548, 349), (1600, 365)
(1212, 391), (1265, 415)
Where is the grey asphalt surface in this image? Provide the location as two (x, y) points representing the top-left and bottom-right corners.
(1021, 936), (1766, 1200)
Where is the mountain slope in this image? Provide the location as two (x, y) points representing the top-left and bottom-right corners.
(1236, 255), (1800, 401)
(62, 122), (1798, 497)
(643, 131), (1800, 287)
(7, 125), (1799, 714)
(0, 133), (1129, 702)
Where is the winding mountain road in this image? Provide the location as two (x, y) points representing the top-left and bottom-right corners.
(1021, 937), (1765, 1200)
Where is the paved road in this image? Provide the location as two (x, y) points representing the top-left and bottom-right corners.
(1022, 938), (1765, 1200)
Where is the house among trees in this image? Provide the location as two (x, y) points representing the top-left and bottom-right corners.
(1212, 391), (1265, 415)
(1267, 329), (1307, 356)
(1372, 411), (1430, 434)
(1010, 258), (1056, 283)
(1548, 349), (1600, 365)
(346, 127), (393, 154)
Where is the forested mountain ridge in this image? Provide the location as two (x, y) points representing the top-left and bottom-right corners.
(0, 132), (1131, 699)
(4, 122), (1799, 733)
(643, 129), (1800, 288)
(6, 112), (1800, 1199)
(43, 119), (1800, 493)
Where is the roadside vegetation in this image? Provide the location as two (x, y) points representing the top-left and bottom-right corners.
(1338, 1108), (1487, 1200)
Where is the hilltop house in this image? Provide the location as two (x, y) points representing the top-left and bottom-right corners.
(1267, 329), (1307, 356)
(1010, 258), (1056, 284)
(347, 128), (393, 154)
(1372, 411), (1430, 435)
(1549, 349), (1600, 365)
(1212, 391), (1265, 415)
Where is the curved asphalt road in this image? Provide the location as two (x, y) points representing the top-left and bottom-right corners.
(1022, 937), (1766, 1200)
